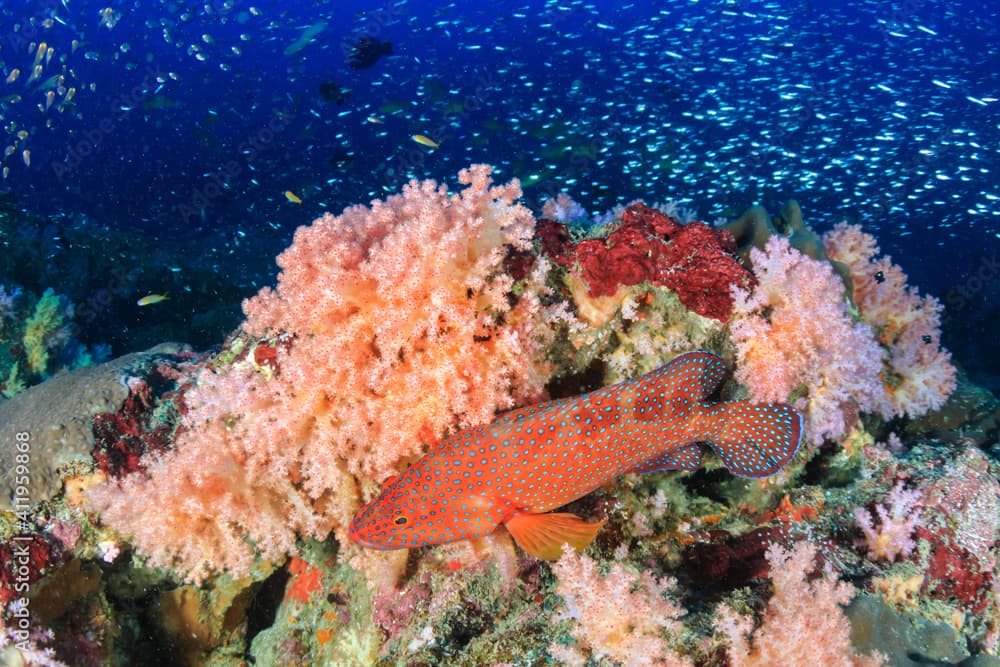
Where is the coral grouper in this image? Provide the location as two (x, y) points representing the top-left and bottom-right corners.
(350, 351), (803, 560)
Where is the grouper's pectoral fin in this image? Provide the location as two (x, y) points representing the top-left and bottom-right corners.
(504, 511), (605, 560)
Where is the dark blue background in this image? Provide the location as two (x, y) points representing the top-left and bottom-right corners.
(1, 0), (997, 386)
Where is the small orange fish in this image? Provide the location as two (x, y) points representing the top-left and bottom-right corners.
(284, 190), (303, 204)
(349, 351), (802, 560)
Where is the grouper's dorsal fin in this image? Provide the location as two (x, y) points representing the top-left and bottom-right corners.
(626, 351), (729, 422)
(651, 351), (728, 402)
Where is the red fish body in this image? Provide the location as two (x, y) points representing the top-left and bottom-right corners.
(349, 351), (802, 559)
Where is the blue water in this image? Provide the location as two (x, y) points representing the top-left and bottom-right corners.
(1, 0), (998, 386)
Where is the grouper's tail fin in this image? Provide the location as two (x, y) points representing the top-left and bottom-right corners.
(702, 401), (803, 478)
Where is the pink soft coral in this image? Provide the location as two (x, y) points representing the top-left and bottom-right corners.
(853, 481), (923, 562)
(549, 549), (692, 667)
(729, 236), (885, 444)
(715, 541), (885, 666)
(88, 165), (557, 582)
(824, 223), (956, 417)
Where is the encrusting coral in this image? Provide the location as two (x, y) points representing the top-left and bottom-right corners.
(538, 202), (753, 321)
(87, 165), (559, 583)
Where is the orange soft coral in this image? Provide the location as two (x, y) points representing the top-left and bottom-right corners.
(88, 165), (558, 582)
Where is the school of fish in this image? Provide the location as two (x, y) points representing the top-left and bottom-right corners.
(0, 0), (995, 253)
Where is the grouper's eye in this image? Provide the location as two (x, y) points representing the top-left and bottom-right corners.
(393, 516), (408, 526)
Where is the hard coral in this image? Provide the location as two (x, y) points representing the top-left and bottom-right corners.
(539, 202), (752, 321)
(88, 165), (557, 583)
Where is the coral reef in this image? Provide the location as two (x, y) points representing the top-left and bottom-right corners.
(824, 223), (957, 417)
(0, 285), (100, 399)
(0, 343), (192, 509)
(722, 200), (834, 267)
(22, 289), (68, 376)
(714, 541), (885, 666)
(853, 481), (923, 562)
(549, 549), (690, 666)
(4, 168), (996, 667)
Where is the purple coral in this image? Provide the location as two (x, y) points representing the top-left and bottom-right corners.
(853, 481), (923, 562)
(0, 284), (20, 329)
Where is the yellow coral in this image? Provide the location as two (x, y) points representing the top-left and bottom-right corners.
(22, 288), (63, 375)
(1, 362), (25, 398)
(873, 572), (924, 607)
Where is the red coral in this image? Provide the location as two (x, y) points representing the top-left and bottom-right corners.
(253, 343), (279, 372)
(619, 202), (685, 237)
(682, 527), (779, 588)
(756, 494), (823, 524)
(91, 379), (172, 477)
(0, 533), (64, 605)
(915, 525), (994, 614)
(908, 448), (999, 615)
(91, 363), (190, 478)
(251, 334), (295, 374)
(575, 223), (659, 293)
(536, 217), (574, 264)
(539, 203), (752, 320)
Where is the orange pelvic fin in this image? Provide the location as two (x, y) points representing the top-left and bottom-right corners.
(504, 511), (605, 560)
